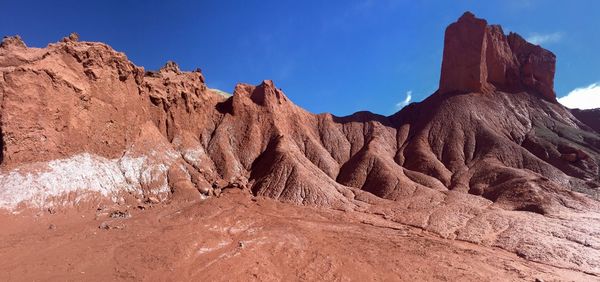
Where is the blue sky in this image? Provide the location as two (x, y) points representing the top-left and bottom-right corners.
(2, 0), (599, 115)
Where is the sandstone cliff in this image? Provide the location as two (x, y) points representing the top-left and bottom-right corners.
(439, 12), (557, 102)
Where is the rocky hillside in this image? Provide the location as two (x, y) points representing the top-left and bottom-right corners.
(1, 13), (597, 212)
(572, 108), (600, 133)
(1, 12), (600, 275)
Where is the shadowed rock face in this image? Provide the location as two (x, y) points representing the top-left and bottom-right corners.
(0, 12), (600, 275)
(572, 108), (600, 133)
(440, 12), (557, 102)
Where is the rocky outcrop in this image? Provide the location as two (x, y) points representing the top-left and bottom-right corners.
(0, 13), (596, 212)
(61, 32), (80, 43)
(0, 13), (597, 210)
(571, 108), (600, 133)
(0, 36), (26, 49)
(507, 32), (557, 101)
(439, 12), (492, 95)
(439, 12), (557, 102)
(0, 12), (599, 274)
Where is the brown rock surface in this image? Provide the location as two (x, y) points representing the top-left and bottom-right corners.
(571, 108), (600, 133)
(439, 12), (557, 102)
(0, 12), (599, 279)
(0, 36), (26, 49)
(439, 12), (492, 95)
(0, 190), (596, 281)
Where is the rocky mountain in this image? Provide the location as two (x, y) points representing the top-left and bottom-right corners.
(1, 12), (599, 276)
(439, 12), (557, 101)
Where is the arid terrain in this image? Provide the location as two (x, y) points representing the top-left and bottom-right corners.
(1, 189), (597, 281)
(0, 12), (599, 281)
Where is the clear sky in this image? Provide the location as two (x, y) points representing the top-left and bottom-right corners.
(2, 0), (599, 115)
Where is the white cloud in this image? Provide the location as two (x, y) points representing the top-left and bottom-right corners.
(396, 91), (412, 109)
(558, 83), (600, 109)
(526, 32), (563, 45)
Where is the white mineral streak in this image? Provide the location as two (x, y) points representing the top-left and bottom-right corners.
(182, 146), (205, 166)
(0, 148), (184, 209)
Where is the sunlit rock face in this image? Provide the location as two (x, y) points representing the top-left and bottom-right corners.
(0, 12), (596, 213)
(0, 12), (599, 276)
(439, 12), (557, 102)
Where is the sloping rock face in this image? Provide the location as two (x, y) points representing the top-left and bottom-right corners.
(572, 108), (600, 133)
(0, 12), (600, 274)
(440, 12), (557, 102)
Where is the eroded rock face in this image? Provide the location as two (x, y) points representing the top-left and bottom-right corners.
(439, 12), (557, 102)
(0, 36), (26, 49)
(0, 16), (599, 275)
(507, 32), (557, 101)
(571, 108), (600, 133)
(439, 12), (491, 95)
(0, 21), (596, 214)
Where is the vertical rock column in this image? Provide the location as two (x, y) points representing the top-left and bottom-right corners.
(438, 11), (557, 102)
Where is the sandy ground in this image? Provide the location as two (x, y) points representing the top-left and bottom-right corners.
(0, 189), (596, 281)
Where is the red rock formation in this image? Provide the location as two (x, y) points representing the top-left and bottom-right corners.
(0, 13), (599, 275)
(439, 12), (492, 94)
(439, 12), (557, 102)
(0, 18), (597, 212)
(571, 108), (600, 133)
(0, 35), (26, 49)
